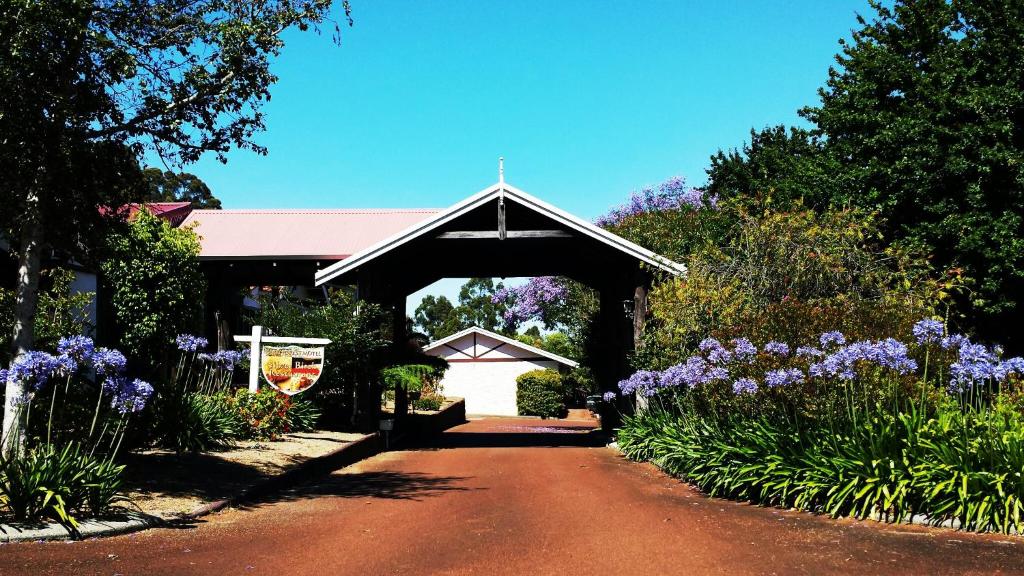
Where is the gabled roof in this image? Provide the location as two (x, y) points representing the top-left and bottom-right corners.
(423, 326), (579, 368)
(314, 182), (686, 285)
(180, 208), (439, 260)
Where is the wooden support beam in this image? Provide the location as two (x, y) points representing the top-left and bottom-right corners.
(436, 230), (573, 239)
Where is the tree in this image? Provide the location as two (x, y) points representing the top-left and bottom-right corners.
(101, 210), (206, 374)
(414, 295), (464, 341)
(1, 0), (349, 451)
(141, 168), (222, 209)
(456, 277), (507, 333)
(705, 125), (847, 211)
(800, 0), (1024, 346)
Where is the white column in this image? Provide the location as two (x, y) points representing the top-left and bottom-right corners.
(248, 325), (263, 393)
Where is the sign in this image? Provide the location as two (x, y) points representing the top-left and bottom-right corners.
(260, 346), (325, 395)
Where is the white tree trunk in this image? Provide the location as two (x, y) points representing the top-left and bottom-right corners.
(2, 191), (44, 456)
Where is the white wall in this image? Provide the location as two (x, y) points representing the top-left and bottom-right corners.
(439, 359), (558, 416)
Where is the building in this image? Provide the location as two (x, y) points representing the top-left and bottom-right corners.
(422, 326), (578, 416)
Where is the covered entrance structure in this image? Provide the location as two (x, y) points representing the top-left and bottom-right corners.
(314, 174), (685, 430)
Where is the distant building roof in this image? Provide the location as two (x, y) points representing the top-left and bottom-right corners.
(130, 202), (194, 226)
(423, 326), (579, 368)
(180, 208), (439, 260)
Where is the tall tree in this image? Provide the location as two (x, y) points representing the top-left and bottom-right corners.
(456, 277), (507, 333)
(801, 0), (1024, 345)
(1, 0), (349, 451)
(413, 295), (464, 341)
(141, 167), (222, 209)
(705, 125), (847, 211)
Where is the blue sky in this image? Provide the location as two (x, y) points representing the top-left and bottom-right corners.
(171, 0), (872, 314)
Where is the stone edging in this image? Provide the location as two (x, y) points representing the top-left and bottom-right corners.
(0, 432), (382, 543)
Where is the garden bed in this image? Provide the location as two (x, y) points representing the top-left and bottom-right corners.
(120, 430), (365, 519)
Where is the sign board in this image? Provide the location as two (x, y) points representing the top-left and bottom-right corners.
(260, 346), (325, 395)
(233, 325), (329, 391)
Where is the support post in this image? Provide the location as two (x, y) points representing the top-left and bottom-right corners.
(248, 325), (263, 393)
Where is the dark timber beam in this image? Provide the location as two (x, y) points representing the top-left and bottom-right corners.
(436, 230), (573, 239)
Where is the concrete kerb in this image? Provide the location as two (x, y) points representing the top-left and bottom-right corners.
(0, 432), (384, 543)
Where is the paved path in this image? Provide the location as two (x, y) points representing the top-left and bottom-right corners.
(2, 417), (1024, 575)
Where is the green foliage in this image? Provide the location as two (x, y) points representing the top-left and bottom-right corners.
(141, 168), (221, 209)
(286, 399), (322, 433)
(643, 206), (939, 366)
(101, 210), (205, 371)
(797, 0), (1024, 346)
(381, 364), (443, 393)
(516, 369), (565, 418)
(706, 125), (847, 211)
(162, 393), (239, 454)
(619, 400), (1024, 534)
(413, 295), (464, 341)
(0, 268), (94, 366)
(0, 443), (125, 530)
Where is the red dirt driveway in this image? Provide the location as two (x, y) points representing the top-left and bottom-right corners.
(2, 416), (1024, 575)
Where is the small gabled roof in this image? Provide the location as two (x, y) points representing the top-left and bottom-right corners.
(314, 182), (686, 286)
(423, 326), (579, 368)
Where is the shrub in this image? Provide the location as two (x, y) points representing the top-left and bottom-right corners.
(516, 369), (565, 418)
(228, 389), (291, 441)
(163, 393), (239, 453)
(411, 393), (443, 412)
(286, 398), (322, 432)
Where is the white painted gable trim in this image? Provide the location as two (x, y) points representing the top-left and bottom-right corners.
(313, 182), (686, 286)
(423, 326), (579, 368)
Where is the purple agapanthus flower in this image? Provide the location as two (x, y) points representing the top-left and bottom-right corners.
(699, 338), (731, 364)
(176, 334), (209, 353)
(763, 341), (790, 356)
(602, 391), (616, 402)
(795, 346), (824, 358)
(819, 331), (846, 349)
(730, 338), (757, 363)
(912, 319), (944, 345)
(54, 354), (78, 376)
(202, 350), (244, 371)
(732, 378), (758, 395)
(618, 370), (661, 396)
(661, 357), (707, 389)
(764, 368), (804, 388)
(868, 338), (918, 374)
(91, 348), (127, 376)
(994, 357), (1024, 381)
(8, 351), (60, 391)
(112, 378), (154, 414)
(57, 335), (94, 364)
(941, 334), (970, 351)
(948, 342), (998, 393)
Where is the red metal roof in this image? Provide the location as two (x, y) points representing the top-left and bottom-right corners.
(180, 209), (440, 260)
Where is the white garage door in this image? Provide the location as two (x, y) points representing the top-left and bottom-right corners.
(440, 359), (558, 416)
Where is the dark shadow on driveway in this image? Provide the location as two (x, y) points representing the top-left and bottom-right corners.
(410, 429), (608, 449)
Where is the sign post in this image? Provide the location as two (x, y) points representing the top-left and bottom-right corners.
(233, 329), (331, 394)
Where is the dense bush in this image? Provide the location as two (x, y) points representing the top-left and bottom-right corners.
(614, 321), (1024, 534)
(516, 369), (565, 418)
(0, 268), (94, 367)
(227, 389), (292, 441)
(411, 393), (443, 412)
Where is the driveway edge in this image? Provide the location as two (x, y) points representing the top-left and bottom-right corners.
(0, 432), (382, 543)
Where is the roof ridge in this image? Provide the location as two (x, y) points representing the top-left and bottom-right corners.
(187, 208), (440, 214)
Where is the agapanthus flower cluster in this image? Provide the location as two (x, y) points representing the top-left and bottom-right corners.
(8, 351), (61, 391)
(948, 341), (999, 393)
(91, 348), (127, 376)
(617, 370), (662, 397)
(730, 338), (757, 363)
(764, 368), (804, 388)
(699, 338), (733, 364)
(763, 341), (790, 356)
(491, 276), (568, 325)
(602, 391), (616, 402)
(176, 334), (209, 353)
(819, 331), (846, 349)
(111, 378), (155, 414)
(795, 346), (824, 358)
(732, 378), (758, 395)
(912, 319), (944, 345)
(199, 350), (245, 371)
(57, 335), (94, 364)
(595, 176), (717, 227)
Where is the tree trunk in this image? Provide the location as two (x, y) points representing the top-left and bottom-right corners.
(3, 190), (44, 456)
